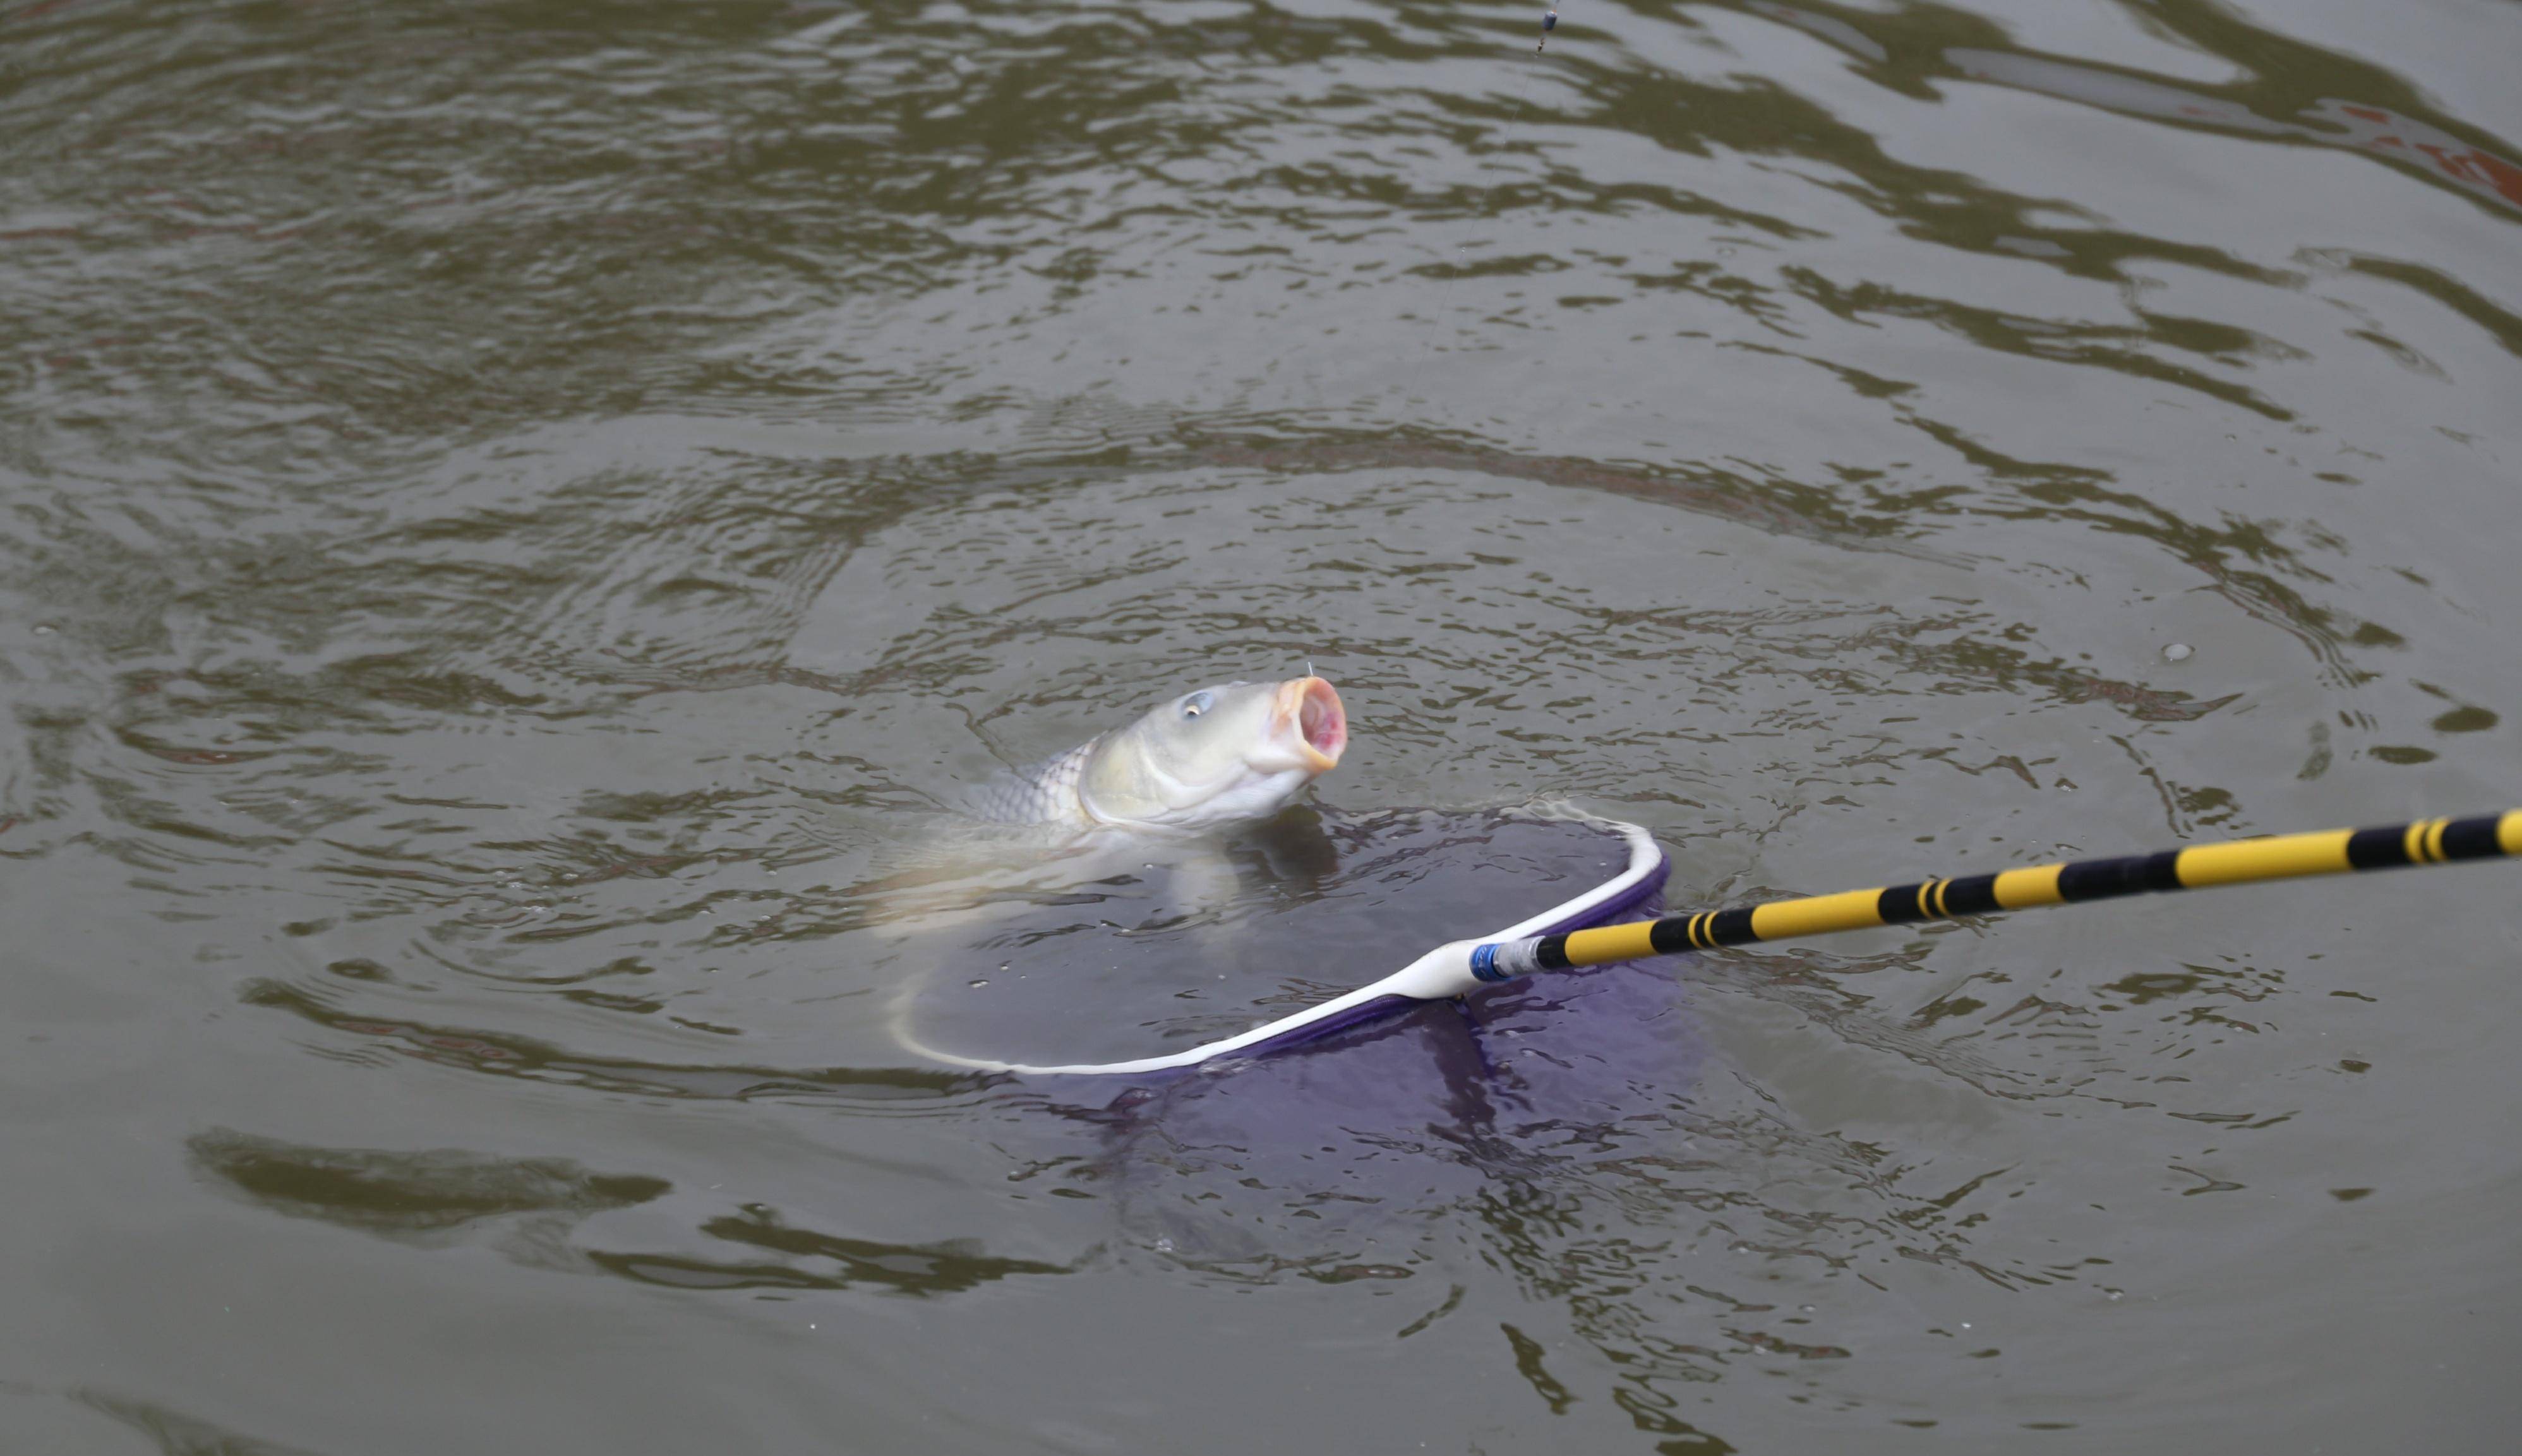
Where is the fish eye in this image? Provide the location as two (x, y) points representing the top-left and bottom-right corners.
(1180, 691), (1214, 719)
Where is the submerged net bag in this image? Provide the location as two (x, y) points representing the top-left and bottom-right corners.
(896, 805), (1665, 1075)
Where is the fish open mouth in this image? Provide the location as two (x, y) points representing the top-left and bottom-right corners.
(1278, 676), (1347, 771)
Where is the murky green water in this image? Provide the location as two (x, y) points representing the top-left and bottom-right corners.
(7, 0), (2521, 1450)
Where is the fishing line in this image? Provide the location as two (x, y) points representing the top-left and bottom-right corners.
(1400, 4), (1571, 412)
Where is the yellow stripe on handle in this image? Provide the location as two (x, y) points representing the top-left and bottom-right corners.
(1559, 919), (1660, 966)
(1991, 864), (2064, 909)
(2172, 828), (2351, 888)
(1748, 888), (1887, 942)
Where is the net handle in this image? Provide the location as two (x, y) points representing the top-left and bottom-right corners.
(1474, 810), (2522, 979)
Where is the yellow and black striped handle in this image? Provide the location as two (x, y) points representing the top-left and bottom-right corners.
(1467, 810), (2522, 981)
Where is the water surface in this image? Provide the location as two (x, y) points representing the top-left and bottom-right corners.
(5, 0), (2521, 1450)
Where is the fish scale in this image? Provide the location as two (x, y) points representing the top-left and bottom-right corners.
(964, 738), (1100, 825)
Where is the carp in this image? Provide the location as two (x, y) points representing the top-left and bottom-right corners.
(963, 677), (1347, 833)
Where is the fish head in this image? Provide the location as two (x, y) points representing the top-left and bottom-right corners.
(1076, 676), (1348, 831)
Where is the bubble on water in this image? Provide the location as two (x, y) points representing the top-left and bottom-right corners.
(32, 624), (56, 636)
(2162, 642), (2194, 662)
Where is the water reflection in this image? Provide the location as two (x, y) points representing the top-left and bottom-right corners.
(589, 1206), (1066, 1295)
(188, 1127), (1065, 1296)
(236, 979), (986, 1104)
(1743, 0), (2522, 209)
(188, 1128), (668, 1241)
(73, 1390), (327, 1456)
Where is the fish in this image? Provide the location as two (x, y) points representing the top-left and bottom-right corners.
(880, 676), (1351, 1062)
(963, 676), (1348, 833)
(864, 674), (1350, 936)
